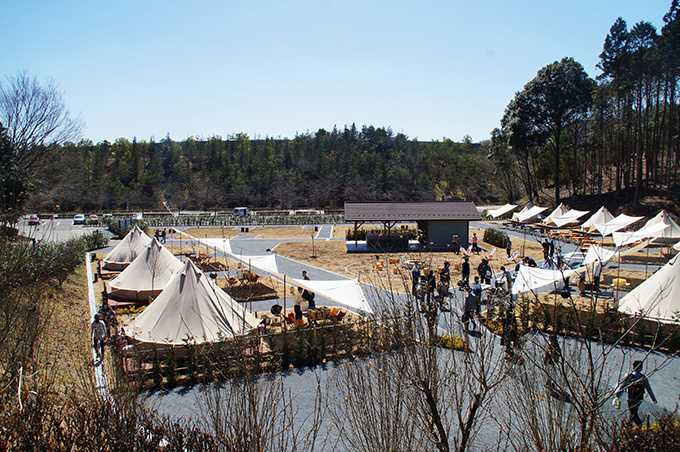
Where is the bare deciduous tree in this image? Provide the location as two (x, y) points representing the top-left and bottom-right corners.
(0, 70), (84, 174)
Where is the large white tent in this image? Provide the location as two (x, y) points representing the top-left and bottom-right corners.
(512, 203), (548, 223)
(543, 203), (569, 226)
(108, 239), (184, 301)
(488, 204), (518, 219)
(618, 254), (680, 324)
(124, 260), (261, 345)
(580, 206), (614, 233)
(644, 211), (680, 240)
(102, 225), (151, 271)
(552, 209), (590, 228)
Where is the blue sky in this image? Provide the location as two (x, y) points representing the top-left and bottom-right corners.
(1, 0), (672, 143)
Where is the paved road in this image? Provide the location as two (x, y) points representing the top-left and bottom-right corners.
(17, 217), (110, 242)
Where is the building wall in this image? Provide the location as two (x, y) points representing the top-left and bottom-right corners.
(426, 220), (470, 247)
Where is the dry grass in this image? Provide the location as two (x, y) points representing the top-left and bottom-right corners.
(39, 266), (93, 393)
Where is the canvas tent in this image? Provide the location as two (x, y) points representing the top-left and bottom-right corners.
(618, 254), (680, 324)
(580, 206), (614, 233)
(108, 239), (184, 301)
(543, 203), (569, 226)
(613, 221), (670, 247)
(551, 209), (590, 228)
(124, 260), (261, 345)
(644, 211), (680, 241)
(512, 203), (548, 223)
(102, 225), (151, 271)
(488, 204), (518, 219)
(595, 214), (644, 237)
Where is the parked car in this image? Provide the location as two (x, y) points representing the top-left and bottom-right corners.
(73, 214), (85, 225)
(88, 214), (99, 221)
(28, 215), (40, 226)
(232, 207), (250, 216)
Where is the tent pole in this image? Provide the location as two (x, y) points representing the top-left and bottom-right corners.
(283, 275), (287, 331)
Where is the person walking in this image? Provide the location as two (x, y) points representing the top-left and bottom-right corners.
(614, 360), (657, 426)
(506, 237), (512, 258)
(91, 314), (107, 362)
(462, 287), (477, 331)
(302, 270), (310, 280)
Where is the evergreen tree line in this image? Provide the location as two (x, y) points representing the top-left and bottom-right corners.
(491, 3), (680, 207)
(29, 126), (499, 213)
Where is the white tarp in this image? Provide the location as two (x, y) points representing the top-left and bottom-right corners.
(124, 260), (260, 345)
(200, 237), (233, 254)
(552, 209), (590, 228)
(581, 206), (614, 232)
(543, 203), (569, 225)
(612, 222), (670, 247)
(198, 238), (280, 274)
(583, 244), (619, 266)
(513, 204), (548, 223)
(675, 241), (680, 251)
(109, 239), (185, 301)
(103, 225), (151, 270)
(618, 254), (680, 324)
(595, 214), (644, 237)
(644, 211), (680, 240)
(489, 204), (518, 219)
(295, 278), (374, 314)
(512, 265), (579, 296)
(198, 237), (371, 314)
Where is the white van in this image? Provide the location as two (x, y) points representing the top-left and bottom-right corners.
(232, 207), (250, 216)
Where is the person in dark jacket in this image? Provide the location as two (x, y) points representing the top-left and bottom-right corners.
(461, 256), (470, 283)
(614, 360), (657, 426)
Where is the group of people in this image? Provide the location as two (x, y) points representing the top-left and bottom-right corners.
(153, 228), (168, 243)
(91, 300), (118, 363)
(293, 270), (316, 320)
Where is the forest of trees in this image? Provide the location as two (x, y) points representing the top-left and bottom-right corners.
(26, 128), (499, 213)
(491, 3), (680, 208)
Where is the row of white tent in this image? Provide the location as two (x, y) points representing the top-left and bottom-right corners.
(101, 227), (372, 346)
(489, 203), (680, 244)
(511, 247), (680, 325)
(491, 203), (680, 324)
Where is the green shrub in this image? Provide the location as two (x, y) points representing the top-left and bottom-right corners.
(483, 228), (508, 248)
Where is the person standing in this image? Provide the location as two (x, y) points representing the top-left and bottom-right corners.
(461, 256), (470, 283)
(452, 234), (460, 254)
(614, 360), (657, 426)
(592, 259), (602, 294)
(506, 237), (512, 258)
(440, 261), (451, 285)
(471, 232), (480, 254)
(411, 264), (421, 295)
(294, 287), (305, 320)
(302, 270), (310, 280)
(91, 314), (107, 362)
(462, 287), (477, 331)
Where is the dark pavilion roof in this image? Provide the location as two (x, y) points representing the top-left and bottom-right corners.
(344, 201), (481, 222)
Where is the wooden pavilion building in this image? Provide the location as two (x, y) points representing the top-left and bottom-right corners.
(344, 201), (481, 252)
